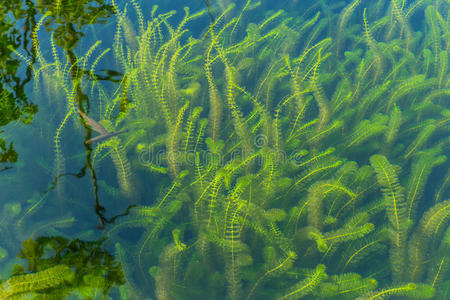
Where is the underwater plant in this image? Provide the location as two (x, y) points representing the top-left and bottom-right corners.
(0, 236), (124, 299)
(4, 0), (449, 299)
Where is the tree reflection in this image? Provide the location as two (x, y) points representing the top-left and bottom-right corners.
(0, 0), (38, 171)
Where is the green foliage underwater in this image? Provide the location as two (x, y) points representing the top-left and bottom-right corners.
(0, 0), (449, 299)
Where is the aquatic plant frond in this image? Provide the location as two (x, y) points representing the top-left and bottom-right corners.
(0, 265), (74, 298)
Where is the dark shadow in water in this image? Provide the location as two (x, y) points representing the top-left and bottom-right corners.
(31, 0), (131, 229)
(43, 164), (136, 229)
(204, 0), (215, 24)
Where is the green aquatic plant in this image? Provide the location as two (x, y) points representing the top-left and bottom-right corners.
(408, 199), (450, 282)
(370, 154), (408, 283)
(0, 264), (74, 298)
(95, 135), (132, 197)
(12, 0), (450, 299)
(356, 283), (434, 300)
(1, 236), (125, 299)
(98, 1), (448, 298)
(405, 150), (447, 220)
(278, 264), (327, 300)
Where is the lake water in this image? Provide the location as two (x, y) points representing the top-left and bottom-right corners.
(0, 0), (449, 299)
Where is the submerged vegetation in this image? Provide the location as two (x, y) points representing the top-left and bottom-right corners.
(0, 0), (449, 299)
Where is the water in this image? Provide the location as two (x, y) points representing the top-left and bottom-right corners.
(0, 0), (449, 299)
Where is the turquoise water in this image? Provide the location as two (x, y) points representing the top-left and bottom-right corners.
(0, 0), (449, 299)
